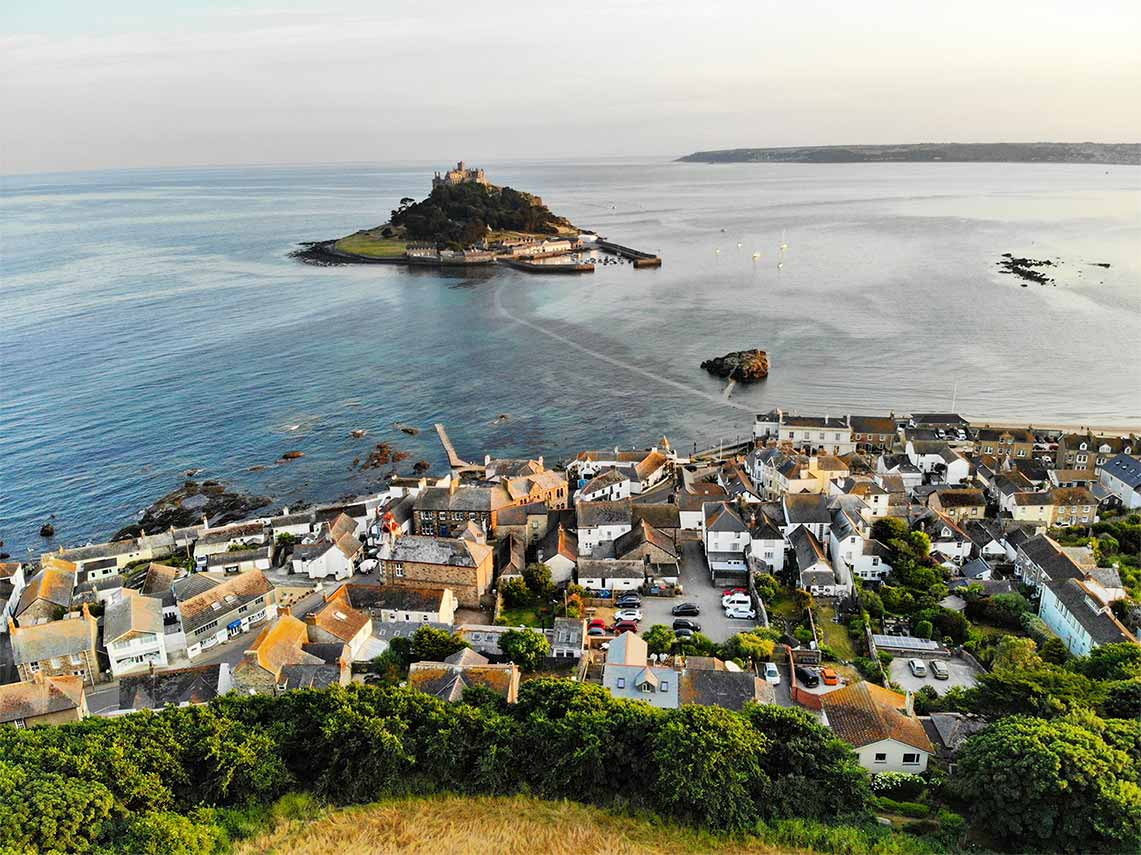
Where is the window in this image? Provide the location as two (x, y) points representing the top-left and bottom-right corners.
(660, 680), (669, 691)
(903, 753), (920, 765)
(616, 677), (625, 689)
(874, 753), (887, 764)
(196, 620), (219, 635)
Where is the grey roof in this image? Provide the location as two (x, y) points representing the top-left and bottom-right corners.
(173, 573), (221, 601)
(704, 502), (748, 533)
(12, 615), (96, 665)
(197, 522), (268, 546)
(279, 663), (344, 690)
(1088, 566), (1123, 589)
(104, 592), (164, 642)
(580, 469), (630, 494)
(551, 617), (585, 649)
(1102, 454), (1141, 490)
(74, 574), (125, 594)
(921, 713), (989, 753)
(371, 620), (451, 642)
(781, 414), (850, 429)
(1047, 577), (1136, 646)
(631, 503), (681, 530)
(342, 586), (445, 612)
(577, 499), (633, 528)
(910, 413), (970, 427)
(783, 493), (831, 525)
(790, 526), (829, 573)
(206, 547), (270, 568)
(416, 484), (508, 513)
(118, 664), (226, 710)
(1020, 536), (1083, 584)
(390, 536), (483, 567)
(678, 668), (772, 710)
(577, 559), (645, 579)
(961, 558), (992, 580)
(54, 539), (147, 562)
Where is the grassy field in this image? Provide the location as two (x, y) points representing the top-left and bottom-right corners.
(816, 605), (857, 661)
(495, 606), (545, 627)
(334, 230), (408, 258)
(236, 794), (826, 855)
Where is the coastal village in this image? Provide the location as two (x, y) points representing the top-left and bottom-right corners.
(3, 408), (1138, 786)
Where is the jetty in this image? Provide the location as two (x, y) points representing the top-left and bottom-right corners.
(435, 423), (475, 469)
(596, 239), (662, 268)
(498, 257), (594, 274)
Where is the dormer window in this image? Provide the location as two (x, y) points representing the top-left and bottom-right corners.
(1079, 442), (1088, 451)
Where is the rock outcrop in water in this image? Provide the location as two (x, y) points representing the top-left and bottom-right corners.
(701, 349), (770, 383)
(110, 480), (270, 541)
(997, 253), (1055, 286)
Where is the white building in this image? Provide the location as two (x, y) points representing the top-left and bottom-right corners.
(1099, 454), (1141, 509)
(104, 590), (169, 677)
(753, 410), (855, 455)
(576, 559), (644, 592)
(820, 682), (933, 774)
(905, 441), (970, 485)
(577, 469), (632, 502)
(1038, 575), (1136, 657)
(575, 500), (633, 553)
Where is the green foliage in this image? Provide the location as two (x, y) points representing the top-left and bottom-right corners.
(954, 715), (1141, 853)
(1074, 642), (1141, 681)
(990, 635), (1043, 671)
(869, 771), (926, 799)
(642, 623), (676, 656)
(274, 532), (296, 547)
(972, 665), (1103, 718)
(678, 631), (717, 656)
(873, 797), (930, 818)
(498, 627), (550, 671)
(390, 182), (565, 246)
(1019, 611), (1053, 646)
(409, 624), (469, 662)
(115, 810), (225, 855)
(521, 562), (553, 598)
(1039, 636), (1069, 665)
(913, 620), (933, 640)
(1101, 677), (1141, 719)
(499, 577), (530, 608)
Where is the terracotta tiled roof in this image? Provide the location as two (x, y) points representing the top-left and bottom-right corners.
(246, 615), (323, 678)
(15, 565), (76, 616)
(311, 599), (370, 643)
(821, 682), (933, 752)
(0, 674), (85, 723)
(635, 450), (669, 481)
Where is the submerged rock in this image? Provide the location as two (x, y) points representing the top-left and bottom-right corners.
(280, 451), (305, 461)
(700, 349), (770, 383)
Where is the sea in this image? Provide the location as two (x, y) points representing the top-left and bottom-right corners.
(2, 158), (1139, 557)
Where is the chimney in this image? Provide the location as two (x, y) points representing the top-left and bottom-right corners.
(449, 476), (460, 496)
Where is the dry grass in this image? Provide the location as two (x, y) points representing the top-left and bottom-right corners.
(335, 230), (408, 258)
(236, 794), (814, 855)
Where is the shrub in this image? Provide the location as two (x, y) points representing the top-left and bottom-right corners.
(870, 771), (926, 799)
(913, 620), (933, 640)
(874, 797), (930, 818)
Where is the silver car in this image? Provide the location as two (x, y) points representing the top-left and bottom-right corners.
(613, 608), (642, 622)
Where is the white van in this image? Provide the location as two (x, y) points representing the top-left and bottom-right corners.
(721, 593), (751, 609)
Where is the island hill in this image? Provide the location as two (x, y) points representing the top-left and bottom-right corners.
(678, 141), (1141, 165)
(293, 161), (660, 273)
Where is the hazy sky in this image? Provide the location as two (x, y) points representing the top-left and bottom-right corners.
(3, 1), (1139, 174)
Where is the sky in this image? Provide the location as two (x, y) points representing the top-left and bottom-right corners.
(2, 0), (1139, 174)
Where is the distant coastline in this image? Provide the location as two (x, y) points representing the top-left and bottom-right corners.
(677, 142), (1141, 165)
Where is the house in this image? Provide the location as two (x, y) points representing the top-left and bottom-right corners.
(844, 480), (890, 521)
(576, 559), (645, 592)
(267, 509), (317, 539)
(747, 513), (786, 574)
(820, 681), (933, 773)
(1098, 454), (1141, 509)
(118, 664), (232, 711)
(9, 605), (100, 685)
(1056, 432), (1137, 474)
(602, 632), (677, 708)
(1049, 487), (1098, 527)
(718, 464), (763, 504)
(577, 468), (632, 502)
(1011, 492), (1054, 526)
(849, 415), (899, 452)
(927, 488), (986, 522)
(0, 562), (28, 630)
(72, 574), (125, 608)
(194, 522), (271, 559)
(1039, 576), (1136, 657)
(782, 493), (832, 542)
(959, 557), (993, 582)
(759, 453), (822, 498)
(292, 514), (362, 581)
(830, 510), (891, 583)
(494, 501), (551, 548)
(613, 520), (679, 576)
(483, 455), (545, 480)
(962, 519), (1008, 561)
(1014, 535), (1083, 590)
(631, 503), (682, 538)
(408, 648), (520, 703)
(678, 483), (729, 529)
(909, 413), (970, 432)
(178, 570), (276, 660)
(535, 524), (578, 585)
(550, 617), (586, 659)
(316, 583), (456, 628)
(905, 441), (970, 485)
(206, 546), (273, 575)
(231, 614), (351, 694)
(790, 526), (839, 595)
(381, 534), (494, 608)
(103, 589), (168, 677)
(702, 502), (750, 580)
(46, 532), (179, 585)
(916, 512), (972, 564)
(974, 427), (1036, 460)
(991, 470), (1035, 512)
(413, 479), (514, 537)
(12, 558), (76, 626)
(677, 662), (774, 710)
(753, 410), (855, 455)
(502, 469), (570, 510)
(876, 455), (924, 492)
(920, 713), (989, 762)
(300, 592), (374, 660)
(576, 500), (633, 553)
(0, 674), (87, 727)
(568, 443), (674, 494)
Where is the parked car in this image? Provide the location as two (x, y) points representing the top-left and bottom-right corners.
(194, 555), (208, 571)
(724, 606), (757, 620)
(611, 620), (639, 634)
(587, 619), (607, 631)
(929, 660), (949, 680)
(615, 594), (642, 608)
(763, 662), (781, 685)
(722, 593), (751, 609)
(722, 587), (746, 597)
(674, 627), (695, 639)
(613, 609), (642, 622)
(671, 602), (700, 616)
(672, 618), (701, 632)
(820, 667), (839, 686)
(587, 626), (606, 637)
(795, 666), (820, 688)
(908, 658), (928, 677)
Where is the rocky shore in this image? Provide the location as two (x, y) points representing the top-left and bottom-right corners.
(700, 349), (770, 382)
(110, 480), (271, 541)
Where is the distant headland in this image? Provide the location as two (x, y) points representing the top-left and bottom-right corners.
(292, 161), (660, 272)
(677, 142), (1141, 165)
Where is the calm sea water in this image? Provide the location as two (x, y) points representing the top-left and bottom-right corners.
(2, 158), (1139, 556)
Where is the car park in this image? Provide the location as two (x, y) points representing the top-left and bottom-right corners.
(672, 618), (701, 632)
(795, 666), (819, 688)
(612, 620), (639, 634)
(908, 658), (928, 677)
(671, 602), (700, 616)
(722, 593), (751, 609)
(724, 606), (757, 620)
(615, 594), (642, 608)
(614, 609), (642, 622)
(763, 662), (781, 685)
(930, 660), (949, 680)
(820, 667), (839, 686)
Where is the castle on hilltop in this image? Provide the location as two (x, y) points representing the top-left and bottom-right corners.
(432, 161), (488, 190)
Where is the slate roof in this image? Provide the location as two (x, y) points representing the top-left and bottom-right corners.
(577, 559), (645, 580)
(416, 484), (513, 513)
(334, 585), (445, 613)
(407, 658), (519, 702)
(11, 611), (98, 666)
(960, 558), (992, 580)
(389, 536), (491, 568)
(197, 522), (268, 546)
(614, 520), (677, 561)
(820, 682), (933, 752)
(1013, 492), (1054, 507)
(118, 664), (226, 710)
(104, 590), (164, 643)
(495, 501), (548, 527)
(15, 565), (75, 617)
(704, 502), (747, 532)
(279, 664), (345, 690)
(580, 468), (630, 495)
(1102, 454), (1141, 490)
(206, 546), (271, 568)
(1048, 577), (1137, 646)
(631, 503), (681, 530)
(784, 493), (831, 524)
(921, 713), (989, 754)
(577, 499), (633, 528)
(678, 669), (773, 710)
(849, 415), (898, 435)
(0, 674), (85, 723)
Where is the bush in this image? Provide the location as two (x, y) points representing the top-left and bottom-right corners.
(499, 577), (531, 608)
(869, 771), (926, 799)
(874, 797), (930, 818)
(913, 620), (933, 640)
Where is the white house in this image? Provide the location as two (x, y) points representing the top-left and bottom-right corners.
(748, 517), (786, 574)
(104, 589), (169, 677)
(292, 514), (362, 581)
(876, 455), (924, 492)
(820, 682), (934, 773)
(916, 512), (972, 565)
(576, 500), (633, 554)
(905, 441), (970, 485)
(577, 468), (632, 502)
(576, 559), (644, 592)
(828, 510), (892, 583)
(1099, 454), (1141, 509)
(535, 524), (578, 585)
(781, 493), (831, 542)
(179, 572), (276, 661)
(753, 410), (855, 455)
(205, 546), (273, 575)
(702, 502), (751, 577)
(193, 522), (271, 559)
(790, 526), (840, 595)
(0, 562), (28, 632)
(1038, 576), (1136, 657)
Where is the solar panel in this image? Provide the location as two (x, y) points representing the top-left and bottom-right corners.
(871, 634), (940, 652)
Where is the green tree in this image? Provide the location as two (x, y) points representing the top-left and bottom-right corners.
(954, 716), (1141, 853)
(913, 620), (933, 639)
(1101, 678), (1141, 719)
(116, 811), (224, 855)
(642, 624), (677, 656)
(973, 666), (1101, 718)
(522, 562), (553, 598)
(409, 624), (469, 662)
(991, 635), (1043, 671)
(1074, 642), (1141, 681)
(499, 628), (550, 671)
(499, 577), (531, 608)
(1039, 636), (1070, 665)
(678, 631), (717, 657)
(722, 629), (777, 664)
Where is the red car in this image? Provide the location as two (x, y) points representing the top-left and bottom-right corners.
(611, 620), (639, 634)
(587, 618), (607, 630)
(723, 587), (746, 596)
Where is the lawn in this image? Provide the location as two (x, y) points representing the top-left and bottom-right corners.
(816, 604), (856, 661)
(496, 606), (545, 628)
(334, 230), (408, 258)
(765, 590), (802, 621)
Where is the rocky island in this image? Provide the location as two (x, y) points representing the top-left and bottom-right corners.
(701, 349), (770, 382)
